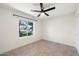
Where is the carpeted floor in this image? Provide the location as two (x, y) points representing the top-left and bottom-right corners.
(0, 39), (79, 56)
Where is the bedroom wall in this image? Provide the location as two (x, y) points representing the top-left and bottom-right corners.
(74, 4), (79, 53)
(0, 7), (41, 54)
(42, 13), (76, 46)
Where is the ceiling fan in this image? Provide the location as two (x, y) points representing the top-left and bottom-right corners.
(31, 3), (56, 17)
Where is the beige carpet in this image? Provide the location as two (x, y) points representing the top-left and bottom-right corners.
(1, 39), (79, 56)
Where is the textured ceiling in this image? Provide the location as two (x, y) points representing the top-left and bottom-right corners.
(0, 3), (78, 18)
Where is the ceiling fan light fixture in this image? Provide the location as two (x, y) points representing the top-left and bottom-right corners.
(41, 13), (44, 16)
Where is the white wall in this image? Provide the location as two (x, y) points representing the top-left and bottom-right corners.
(0, 7), (41, 54)
(74, 5), (79, 53)
(42, 13), (76, 46)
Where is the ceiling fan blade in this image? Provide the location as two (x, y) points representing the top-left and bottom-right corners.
(31, 10), (41, 12)
(44, 12), (49, 16)
(37, 13), (41, 17)
(44, 7), (55, 12)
